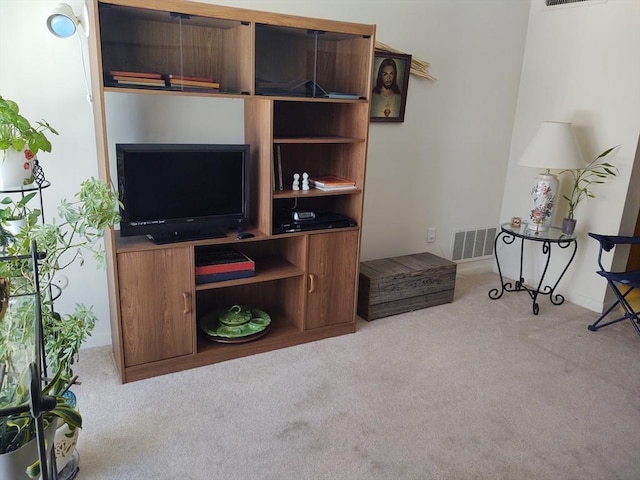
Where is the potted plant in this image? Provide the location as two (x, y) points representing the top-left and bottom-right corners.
(0, 364), (81, 479)
(0, 192), (41, 236)
(560, 146), (619, 234)
(0, 177), (121, 475)
(0, 96), (57, 188)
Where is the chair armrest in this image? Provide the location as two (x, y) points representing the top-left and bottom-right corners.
(589, 233), (640, 252)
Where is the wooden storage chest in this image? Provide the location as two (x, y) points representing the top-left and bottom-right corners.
(357, 252), (456, 321)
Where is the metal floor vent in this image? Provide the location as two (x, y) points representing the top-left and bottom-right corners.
(451, 227), (497, 262)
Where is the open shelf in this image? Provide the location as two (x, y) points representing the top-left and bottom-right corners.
(273, 188), (362, 199)
(274, 136), (365, 144)
(195, 257), (303, 291)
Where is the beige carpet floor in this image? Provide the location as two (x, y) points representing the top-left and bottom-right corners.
(72, 272), (640, 480)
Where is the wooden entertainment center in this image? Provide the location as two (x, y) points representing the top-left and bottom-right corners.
(85, 0), (375, 382)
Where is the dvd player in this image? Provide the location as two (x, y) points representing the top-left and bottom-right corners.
(274, 212), (356, 234)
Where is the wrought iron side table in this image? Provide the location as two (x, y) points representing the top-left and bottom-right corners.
(488, 223), (578, 314)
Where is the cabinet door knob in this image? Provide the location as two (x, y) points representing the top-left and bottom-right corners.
(183, 292), (191, 314)
(308, 274), (316, 293)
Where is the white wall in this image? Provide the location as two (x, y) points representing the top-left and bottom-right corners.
(0, 1), (110, 345)
(0, 0), (530, 348)
(499, 0), (640, 313)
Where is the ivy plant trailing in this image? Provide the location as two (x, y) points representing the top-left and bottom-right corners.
(0, 177), (120, 476)
(2, 177), (121, 376)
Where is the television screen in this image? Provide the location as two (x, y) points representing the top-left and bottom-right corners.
(116, 143), (249, 244)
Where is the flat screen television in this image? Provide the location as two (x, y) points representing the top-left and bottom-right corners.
(116, 143), (250, 244)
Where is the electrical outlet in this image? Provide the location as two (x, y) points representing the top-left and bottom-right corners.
(427, 227), (436, 243)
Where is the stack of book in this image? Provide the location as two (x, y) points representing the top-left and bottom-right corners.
(195, 249), (255, 284)
(107, 71), (167, 88)
(167, 74), (220, 91)
(105, 71), (220, 91)
(309, 175), (356, 191)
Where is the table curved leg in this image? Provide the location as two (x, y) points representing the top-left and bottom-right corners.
(529, 240), (552, 315)
(546, 239), (578, 305)
(489, 230), (518, 300)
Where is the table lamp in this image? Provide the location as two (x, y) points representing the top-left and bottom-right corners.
(518, 121), (584, 232)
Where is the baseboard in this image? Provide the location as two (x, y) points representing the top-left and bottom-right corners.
(455, 257), (494, 277)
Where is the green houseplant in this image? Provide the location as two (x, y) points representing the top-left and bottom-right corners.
(0, 192), (41, 236)
(2, 177), (121, 376)
(0, 96), (57, 156)
(0, 177), (121, 476)
(560, 146), (619, 234)
(0, 96), (57, 188)
(0, 366), (81, 479)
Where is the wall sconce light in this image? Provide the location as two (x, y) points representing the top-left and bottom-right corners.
(518, 121), (584, 232)
(46, 3), (89, 38)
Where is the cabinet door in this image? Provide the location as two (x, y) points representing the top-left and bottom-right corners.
(118, 247), (194, 367)
(306, 230), (359, 329)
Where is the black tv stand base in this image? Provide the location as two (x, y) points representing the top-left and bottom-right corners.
(147, 229), (227, 245)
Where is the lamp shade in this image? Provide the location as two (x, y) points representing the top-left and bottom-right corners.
(46, 3), (89, 38)
(518, 121), (584, 170)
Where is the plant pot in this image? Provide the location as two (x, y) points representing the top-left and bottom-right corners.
(54, 391), (79, 473)
(0, 148), (35, 189)
(562, 217), (577, 235)
(5, 217), (26, 236)
(0, 421), (56, 480)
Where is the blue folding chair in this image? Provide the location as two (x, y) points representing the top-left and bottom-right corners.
(588, 233), (640, 336)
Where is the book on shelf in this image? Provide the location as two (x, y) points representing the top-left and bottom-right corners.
(112, 76), (167, 87)
(195, 269), (255, 284)
(309, 175), (356, 188)
(327, 92), (361, 99)
(275, 145), (284, 191)
(310, 184), (358, 192)
(195, 248), (255, 275)
(108, 70), (164, 80)
(168, 77), (220, 89)
(256, 79), (329, 97)
(167, 73), (218, 82)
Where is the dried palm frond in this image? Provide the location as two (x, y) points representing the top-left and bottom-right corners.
(375, 41), (436, 81)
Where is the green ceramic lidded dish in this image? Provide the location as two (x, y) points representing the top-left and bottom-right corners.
(198, 305), (272, 340)
(219, 305), (252, 326)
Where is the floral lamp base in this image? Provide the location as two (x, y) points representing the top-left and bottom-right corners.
(527, 172), (558, 233)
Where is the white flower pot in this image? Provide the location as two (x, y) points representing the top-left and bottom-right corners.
(0, 422), (57, 480)
(5, 217), (26, 236)
(54, 422), (79, 472)
(0, 148), (35, 189)
(54, 390), (79, 473)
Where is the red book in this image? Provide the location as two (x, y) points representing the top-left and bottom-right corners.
(195, 249), (255, 275)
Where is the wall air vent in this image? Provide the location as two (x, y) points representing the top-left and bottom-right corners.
(451, 227), (497, 263)
(545, 0), (607, 7)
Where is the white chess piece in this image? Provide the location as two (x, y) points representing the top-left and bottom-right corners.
(302, 172), (309, 191)
(292, 173), (300, 191)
